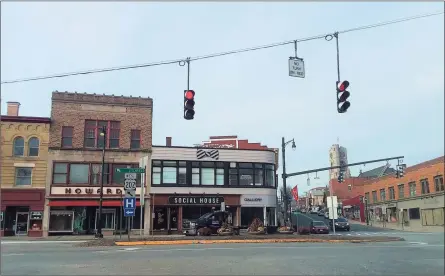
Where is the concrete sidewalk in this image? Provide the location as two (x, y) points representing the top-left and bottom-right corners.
(1, 234), (185, 241)
(348, 219), (444, 233)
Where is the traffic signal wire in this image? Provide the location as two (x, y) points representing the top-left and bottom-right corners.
(1, 10), (443, 85)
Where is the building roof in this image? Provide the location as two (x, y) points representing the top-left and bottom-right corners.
(0, 115), (51, 124)
(358, 164), (395, 178)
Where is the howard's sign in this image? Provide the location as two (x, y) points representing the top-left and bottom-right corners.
(51, 187), (142, 196)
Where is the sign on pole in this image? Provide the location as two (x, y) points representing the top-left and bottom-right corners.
(115, 168), (146, 174)
(289, 57), (305, 78)
(123, 197), (136, 217)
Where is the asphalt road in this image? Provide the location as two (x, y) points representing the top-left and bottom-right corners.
(1, 239), (444, 275)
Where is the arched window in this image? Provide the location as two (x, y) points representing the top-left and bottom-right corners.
(13, 137), (25, 156)
(28, 137), (40, 157)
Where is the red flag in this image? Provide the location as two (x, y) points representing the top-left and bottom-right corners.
(291, 185), (299, 201)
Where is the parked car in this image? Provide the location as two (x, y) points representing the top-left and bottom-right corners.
(317, 210), (325, 216)
(310, 221), (329, 234)
(310, 209), (318, 214)
(183, 211), (241, 236)
(328, 217), (350, 231)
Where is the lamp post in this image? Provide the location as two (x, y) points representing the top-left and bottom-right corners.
(281, 137), (296, 224)
(95, 126), (107, 238)
(364, 197), (369, 226)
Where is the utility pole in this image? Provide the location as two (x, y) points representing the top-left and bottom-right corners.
(95, 126), (107, 238)
(281, 137), (296, 224)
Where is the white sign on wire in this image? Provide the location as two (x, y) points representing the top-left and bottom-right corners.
(289, 58), (305, 78)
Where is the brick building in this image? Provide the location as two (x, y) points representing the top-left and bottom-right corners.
(42, 91), (153, 237)
(363, 156), (444, 231)
(1, 102), (50, 237)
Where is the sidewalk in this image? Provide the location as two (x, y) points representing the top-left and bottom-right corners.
(1, 234), (185, 241)
(348, 219), (444, 233)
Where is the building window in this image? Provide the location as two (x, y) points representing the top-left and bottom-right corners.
(162, 161), (177, 184)
(130, 130), (141, 149)
(265, 165), (275, 187)
(372, 191), (377, 203)
(192, 162), (200, 185)
(52, 163), (139, 185)
(15, 168), (32, 185)
(28, 137), (40, 156)
(69, 164), (89, 184)
(365, 192), (370, 203)
(379, 189), (386, 201)
(388, 187), (395, 200)
(434, 176), (444, 192)
(13, 136), (25, 156)
(152, 161), (161, 185)
(420, 179), (430, 194)
(201, 162), (215, 185)
(409, 208), (420, 220)
(178, 161), (187, 185)
(216, 163), (224, 186)
(408, 182), (416, 197)
(229, 163), (238, 186)
(254, 164), (264, 186)
(84, 120), (120, 149)
(398, 184), (405, 199)
(239, 163), (254, 186)
(61, 126), (73, 147)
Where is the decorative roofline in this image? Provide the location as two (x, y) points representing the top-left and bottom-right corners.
(51, 91), (153, 107)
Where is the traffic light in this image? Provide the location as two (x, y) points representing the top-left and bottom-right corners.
(338, 171), (344, 183)
(396, 164), (406, 178)
(336, 80), (351, 113)
(184, 90), (195, 120)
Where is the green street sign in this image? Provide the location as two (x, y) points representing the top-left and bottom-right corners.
(115, 168), (145, 174)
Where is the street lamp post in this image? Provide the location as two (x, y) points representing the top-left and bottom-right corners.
(281, 137), (296, 224)
(364, 197), (369, 226)
(95, 126), (107, 239)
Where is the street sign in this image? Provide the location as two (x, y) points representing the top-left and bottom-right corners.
(125, 189), (136, 198)
(115, 168), (145, 174)
(123, 197), (136, 217)
(289, 57), (305, 78)
(125, 173), (137, 179)
(328, 208), (338, 220)
(326, 196), (338, 208)
(124, 209), (135, 217)
(124, 179), (137, 190)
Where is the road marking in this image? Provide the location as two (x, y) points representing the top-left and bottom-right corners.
(409, 242), (428, 245)
(2, 253), (25, 256)
(1, 240), (85, 244)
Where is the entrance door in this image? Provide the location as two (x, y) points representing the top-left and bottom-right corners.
(16, 212), (29, 235)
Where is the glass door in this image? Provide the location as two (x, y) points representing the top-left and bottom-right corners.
(15, 212), (29, 235)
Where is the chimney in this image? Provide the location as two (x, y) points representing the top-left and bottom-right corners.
(7, 102), (20, 116)
(166, 137), (172, 147)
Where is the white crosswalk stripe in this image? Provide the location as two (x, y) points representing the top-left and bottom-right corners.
(327, 231), (403, 236)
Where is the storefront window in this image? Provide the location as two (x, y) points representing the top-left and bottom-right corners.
(153, 207), (168, 230)
(265, 165), (275, 187)
(49, 211), (74, 232)
(95, 209), (116, 230)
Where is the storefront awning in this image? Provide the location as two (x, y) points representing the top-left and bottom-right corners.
(48, 200), (141, 207)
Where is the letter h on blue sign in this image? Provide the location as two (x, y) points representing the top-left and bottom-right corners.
(124, 198), (136, 209)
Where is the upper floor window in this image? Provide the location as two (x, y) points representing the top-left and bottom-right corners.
(372, 191), (377, 202)
(13, 136), (25, 156)
(15, 167), (32, 185)
(151, 160), (275, 188)
(130, 130), (141, 149)
(84, 120), (120, 149)
(408, 182), (416, 197)
(434, 175), (444, 192)
(52, 162), (140, 185)
(388, 186), (395, 200)
(420, 179), (430, 194)
(398, 184), (405, 199)
(28, 137), (40, 156)
(62, 126), (73, 148)
(379, 188), (386, 201)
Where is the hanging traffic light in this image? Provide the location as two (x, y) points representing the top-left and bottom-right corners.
(336, 80), (350, 113)
(184, 90), (195, 120)
(338, 171), (344, 183)
(396, 164), (406, 178)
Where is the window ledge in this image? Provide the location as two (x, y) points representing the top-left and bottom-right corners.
(14, 163), (35, 168)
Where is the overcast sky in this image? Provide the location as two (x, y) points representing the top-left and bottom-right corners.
(1, 2), (443, 195)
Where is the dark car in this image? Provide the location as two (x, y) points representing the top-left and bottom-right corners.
(183, 211), (240, 236)
(328, 217), (350, 231)
(310, 220), (329, 234)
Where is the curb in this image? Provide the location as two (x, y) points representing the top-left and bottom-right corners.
(114, 238), (396, 246)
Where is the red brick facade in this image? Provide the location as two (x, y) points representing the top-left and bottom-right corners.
(49, 91), (153, 150)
